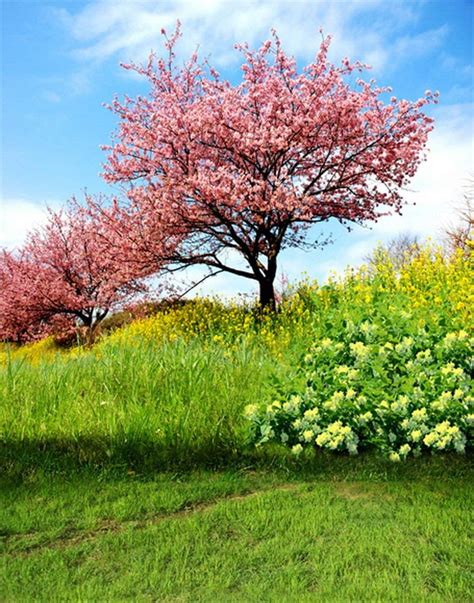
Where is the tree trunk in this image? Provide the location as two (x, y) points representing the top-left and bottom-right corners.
(258, 278), (276, 311)
(86, 322), (98, 347)
(77, 308), (108, 346)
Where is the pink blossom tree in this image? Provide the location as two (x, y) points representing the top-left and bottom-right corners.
(102, 27), (437, 309)
(0, 249), (51, 342)
(0, 247), (77, 343)
(0, 197), (148, 344)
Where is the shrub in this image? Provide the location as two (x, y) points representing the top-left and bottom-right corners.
(245, 244), (473, 460)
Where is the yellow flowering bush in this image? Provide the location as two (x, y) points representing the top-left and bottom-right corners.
(246, 244), (473, 460)
(246, 325), (473, 459)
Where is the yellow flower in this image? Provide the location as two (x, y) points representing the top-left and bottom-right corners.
(416, 349), (432, 362)
(411, 408), (427, 422)
(443, 333), (457, 346)
(291, 444), (303, 455)
(265, 402), (280, 416)
(435, 421), (451, 434)
(437, 437), (449, 450)
(423, 432), (438, 447)
(441, 363), (463, 377)
(399, 444), (411, 456)
(328, 420), (344, 433)
(303, 408), (319, 421)
(350, 341), (369, 358)
(359, 411), (373, 424)
(316, 432), (330, 446)
(391, 395), (409, 412)
(243, 404), (258, 418)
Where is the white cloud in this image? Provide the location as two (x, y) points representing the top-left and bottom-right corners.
(394, 25), (448, 61)
(368, 103), (473, 238)
(56, 0), (445, 76)
(0, 199), (60, 250)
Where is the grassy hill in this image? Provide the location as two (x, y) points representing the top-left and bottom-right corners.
(1, 243), (472, 601)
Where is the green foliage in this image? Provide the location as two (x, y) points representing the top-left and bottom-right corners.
(0, 339), (281, 472)
(246, 328), (473, 460)
(244, 245), (473, 461)
(1, 242), (472, 471)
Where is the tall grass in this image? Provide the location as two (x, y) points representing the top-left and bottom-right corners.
(1, 243), (471, 473)
(1, 336), (307, 471)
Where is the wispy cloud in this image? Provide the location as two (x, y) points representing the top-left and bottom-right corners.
(0, 199), (61, 250)
(394, 25), (448, 59)
(369, 103), (473, 238)
(55, 0), (447, 75)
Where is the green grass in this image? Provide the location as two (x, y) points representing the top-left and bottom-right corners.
(2, 459), (472, 601)
(0, 337), (305, 472)
(1, 249), (472, 601)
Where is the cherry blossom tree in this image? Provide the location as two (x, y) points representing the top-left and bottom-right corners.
(0, 197), (147, 344)
(102, 26), (437, 309)
(0, 249), (51, 342)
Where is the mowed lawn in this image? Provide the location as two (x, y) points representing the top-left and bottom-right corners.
(1, 458), (472, 602)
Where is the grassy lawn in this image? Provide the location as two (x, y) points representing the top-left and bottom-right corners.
(1, 458), (472, 601)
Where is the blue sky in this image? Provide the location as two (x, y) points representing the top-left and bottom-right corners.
(1, 0), (473, 297)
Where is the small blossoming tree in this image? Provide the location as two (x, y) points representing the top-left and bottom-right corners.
(0, 197), (147, 344)
(103, 25), (437, 309)
(0, 249), (60, 342)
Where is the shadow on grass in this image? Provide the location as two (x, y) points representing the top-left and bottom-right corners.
(1, 436), (472, 485)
